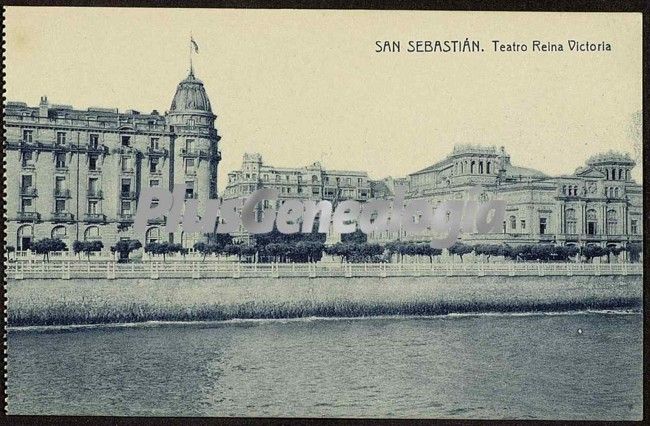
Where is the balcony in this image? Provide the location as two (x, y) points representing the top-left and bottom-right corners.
(120, 191), (137, 200)
(54, 189), (71, 198)
(87, 144), (108, 155)
(118, 214), (134, 223)
(20, 187), (38, 197)
(87, 189), (104, 199)
(180, 148), (210, 159)
(84, 213), (106, 223)
(16, 211), (40, 222)
(52, 212), (74, 222)
(147, 147), (168, 157)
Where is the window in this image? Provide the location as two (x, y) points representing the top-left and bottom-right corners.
(21, 175), (33, 190)
(187, 119), (195, 128)
(509, 215), (516, 230)
(121, 179), (131, 196)
(121, 135), (131, 147)
(88, 177), (98, 193)
(21, 198), (33, 212)
(565, 208), (576, 234)
(150, 137), (159, 149)
(55, 176), (66, 194)
(84, 226), (100, 241)
(150, 157), (159, 173)
(631, 219), (638, 235)
(586, 209), (597, 235)
(88, 200), (98, 214)
(146, 227), (161, 244)
(486, 162), (491, 174)
(520, 220), (526, 230)
(606, 209), (618, 235)
(121, 156), (132, 172)
(479, 162), (484, 174)
(55, 153), (66, 168)
(346, 178), (351, 185)
(121, 201), (132, 216)
(51, 226), (67, 240)
(149, 179), (160, 187)
(89, 155), (98, 171)
(17, 225), (34, 251)
(185, 139), (195, 151)
(23, 129), (33, 143)
(55, 199), (66, 213)
(22, 150), (34, 167)
(185, 158), (195, 174)
(89, 134), (99, 148)
(56, 132), (66, 146)
(185, 181), (195, 199)
(539, 217), (547, 235)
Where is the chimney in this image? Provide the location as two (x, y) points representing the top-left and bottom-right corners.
(39, 96), (49, 118)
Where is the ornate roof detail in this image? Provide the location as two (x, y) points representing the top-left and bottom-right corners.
(170, 71), (212, 113)
(587, 150), (634, 166)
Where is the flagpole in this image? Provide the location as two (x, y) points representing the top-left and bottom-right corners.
(189, 32), (193, 75)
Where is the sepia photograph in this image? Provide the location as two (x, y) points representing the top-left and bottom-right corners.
(2, 5), (644, 420)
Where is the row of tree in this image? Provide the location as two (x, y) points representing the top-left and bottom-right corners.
(5, 235), (643, 264)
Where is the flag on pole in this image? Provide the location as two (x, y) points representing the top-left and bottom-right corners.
(191, 37), (199, 54)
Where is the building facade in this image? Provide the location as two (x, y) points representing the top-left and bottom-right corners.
(222, 153), (376, 242)
(5, 69), (221, 252)
(370, 145), (643, 249)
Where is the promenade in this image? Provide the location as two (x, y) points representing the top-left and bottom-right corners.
(6, 260), (642, 280)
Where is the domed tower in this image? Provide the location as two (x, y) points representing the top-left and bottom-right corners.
(587, 151), (635, 182)
(167, 69), (221, 226)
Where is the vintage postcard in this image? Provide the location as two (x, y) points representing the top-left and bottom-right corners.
(3, 5), (644, 420)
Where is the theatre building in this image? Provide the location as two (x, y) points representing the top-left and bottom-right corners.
(370, 145), (643, 250)
(5, 69), (222, 252)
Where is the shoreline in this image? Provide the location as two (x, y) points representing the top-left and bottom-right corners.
(7, 308), (643, 333)
(7, 275), (642, 327)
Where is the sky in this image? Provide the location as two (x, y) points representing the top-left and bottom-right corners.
(4, 8), (643, 189)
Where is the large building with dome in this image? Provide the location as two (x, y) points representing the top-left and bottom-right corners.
(370, 145), (643, 250)
(4, 69), (221, 252)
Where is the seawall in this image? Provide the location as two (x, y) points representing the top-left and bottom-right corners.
(7, 275), (642, 326)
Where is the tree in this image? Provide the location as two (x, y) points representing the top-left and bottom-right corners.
(29, 238), (67, 262)
(74, 240), (105, 261)
(448, 242), (473, 262)
(110, 239), (142, 262)
(473, 244), (502, 262)
(224, 244), (243, 261)
(145, 241), (179, 262)
(606, 246), (625, 263)
(627, 242), (642, 263)
(582, 245), (609, 263)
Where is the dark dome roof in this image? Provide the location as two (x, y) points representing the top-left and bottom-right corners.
(170, 71), (212, 113)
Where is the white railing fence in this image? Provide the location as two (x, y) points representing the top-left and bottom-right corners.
(5, 260), (642, 280)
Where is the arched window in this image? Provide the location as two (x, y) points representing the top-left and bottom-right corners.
(618, 169), (623, 180)
(565, 208), (577, 234)
(180, 231), (199, 251)
(470, 161), (475, 174)
(478, 161), (484, 174)
(614, 187), (619, 198)
(607, 209), (618, 235)
(509, 215), (517, 230)
(146, 227), (162, 244)
(84, 226), (100, 241)
(51, 225), (67, 241)
(605, 169), (609, 180)
(17, 225), (34, 251)
(586, 209), (597, 235)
